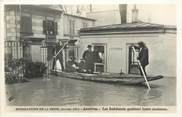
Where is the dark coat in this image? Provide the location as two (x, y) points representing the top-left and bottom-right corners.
(54, 43), (63, 59)
(138, 47), (149, 66)
(52, 43), (64, 70)
(82, 50), (94, 71)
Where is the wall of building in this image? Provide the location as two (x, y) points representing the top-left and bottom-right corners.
(79, 33), (176, 77)
(5, 8), (63, 40)
(5, 6), (63, 63)
(5, 10), (20, 41)
(63, 14), (95, 40)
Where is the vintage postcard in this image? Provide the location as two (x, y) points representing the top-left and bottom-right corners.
(1, 0), (182, 117)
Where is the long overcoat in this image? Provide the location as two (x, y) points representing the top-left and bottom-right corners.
(138, 47), (149, 66)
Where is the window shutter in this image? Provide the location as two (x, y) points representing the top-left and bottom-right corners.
(20, 16), (32, 34)
(43, 20), (46, 34)
(54, 22), (58, 35)
(27, 17), (32, 33)
(43, 20), (58, 35)
(73, 21), (75, 35)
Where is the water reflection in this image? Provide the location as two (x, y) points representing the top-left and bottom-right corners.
(6, 76), (176, 106)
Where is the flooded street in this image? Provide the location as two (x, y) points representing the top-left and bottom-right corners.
(6, 76), (176, 106)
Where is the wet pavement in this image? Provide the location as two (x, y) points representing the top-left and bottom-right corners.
(6, 75), (176, 106)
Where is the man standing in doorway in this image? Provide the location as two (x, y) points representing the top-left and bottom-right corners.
(52, 40), (64, 71)
(82, 45), (94, 73)
(137, 41), (149, 76)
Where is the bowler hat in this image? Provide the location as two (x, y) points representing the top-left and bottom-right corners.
(87, 45), (92, 48)
(138, 41), (145, 47)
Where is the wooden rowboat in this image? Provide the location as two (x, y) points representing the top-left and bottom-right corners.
(54, 71), (163, 85)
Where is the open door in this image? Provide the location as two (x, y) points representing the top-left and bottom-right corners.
(92, 43), (107, 73)
(128, 44), (140, 74)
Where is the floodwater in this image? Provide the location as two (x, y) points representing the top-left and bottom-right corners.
(6, 75), (176, 106)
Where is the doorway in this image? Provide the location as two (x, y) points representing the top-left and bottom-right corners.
(128, 44), (140, 74)
(92, 43), (107, 73)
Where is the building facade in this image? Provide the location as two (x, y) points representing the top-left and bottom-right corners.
(63, 13), (95, 40)
(62, 13), (95, 62)
(4, 5), (96, 71)
(79, 22), (176, 77)
(5, 5), (63, 64)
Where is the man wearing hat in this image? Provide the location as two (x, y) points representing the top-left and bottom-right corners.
(52, 40), (64, 71)
(82, 45), (94, 73)
(137, 41), (149, 76)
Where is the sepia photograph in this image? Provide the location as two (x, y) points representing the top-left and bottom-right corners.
(3, 4), (177, 111)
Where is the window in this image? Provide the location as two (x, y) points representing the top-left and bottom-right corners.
(69, 20), (75, 37)
(128, 45), (140, 74)
(20, 16), (32, 34)
(92, 43), (107, 73)
(83, 22), (88, 28)
(43, 20), (58, 35)
(130, 46), (139, 65)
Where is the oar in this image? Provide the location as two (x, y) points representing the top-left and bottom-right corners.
(132, 46), (151, 90)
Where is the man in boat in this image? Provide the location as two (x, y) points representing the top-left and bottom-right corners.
(137, 41), (149, 76)
(52, 40), (64, 71)
(82, 45), (94, 73)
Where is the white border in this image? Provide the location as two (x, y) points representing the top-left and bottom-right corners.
(1, 0), (182, 117)
(176, 0), (182, 117)
(0, 0), (177, 4)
